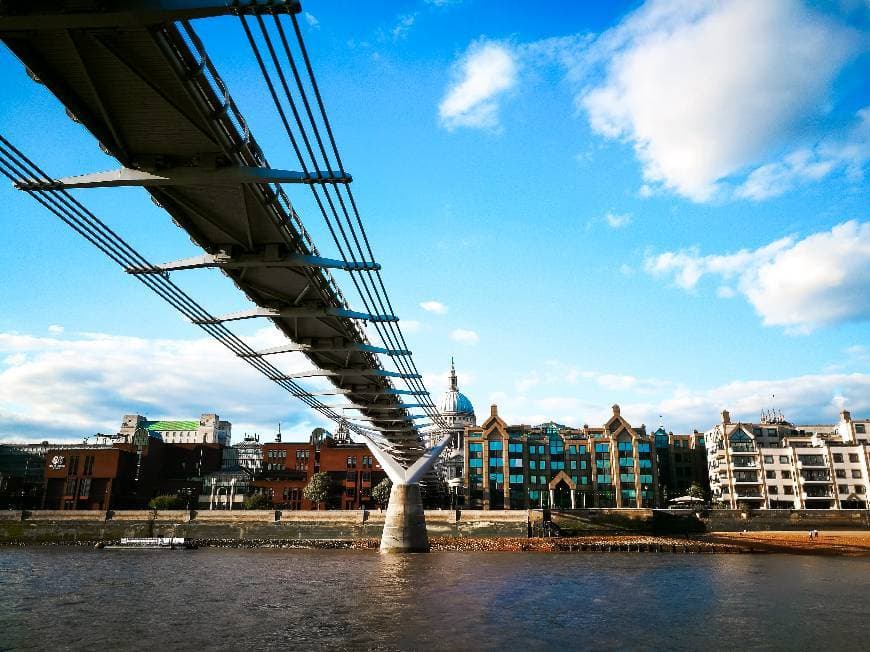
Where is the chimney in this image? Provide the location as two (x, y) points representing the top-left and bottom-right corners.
(840, 410), (852, 423)
(612, 404), (620, 417)
(490, 404), (498, 417)
(721, 409), (731, 425)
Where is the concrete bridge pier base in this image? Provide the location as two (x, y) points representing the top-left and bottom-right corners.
(380, 483), (429, 553)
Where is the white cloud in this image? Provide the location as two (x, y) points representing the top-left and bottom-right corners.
(392, 14), (416, 40)
(401, 319), (422, 333)
(450, 328), (480, 345)
(648, 372), (870, 432)
(579, 0), (860, 201)
(439, 40), (517, 130)
(515, 372), (541, 394)
(48, 324), (64, 334)
(303, 12), (319, 29)
(487, 369), (870, 433)
(645, 220), (870, 332)
(420, 300), (448, 314)
(0, 328), (327, 443)
(736, 106), (870, 199)
(605, 211), (632, 228)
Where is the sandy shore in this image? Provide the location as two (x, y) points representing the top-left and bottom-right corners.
(703, 531), (870, 556)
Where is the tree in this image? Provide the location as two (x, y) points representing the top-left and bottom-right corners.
(371, 478), (392, 508)
(244, 492), (271, 510)
(148, 494), (185, 510)
(303, 472), (331, 509)
(687, 482), (705, 500)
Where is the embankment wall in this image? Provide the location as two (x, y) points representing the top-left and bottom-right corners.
(0, 509), (529, 543)
(1, 508), (867, 544)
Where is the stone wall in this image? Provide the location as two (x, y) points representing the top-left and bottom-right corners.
(2, 508), (866, 544)
(701, 509), (870, 532)
(0, 509), (529, 544)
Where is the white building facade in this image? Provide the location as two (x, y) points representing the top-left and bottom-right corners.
(706, 409), (870, 509)
(115, 413), (232, 446)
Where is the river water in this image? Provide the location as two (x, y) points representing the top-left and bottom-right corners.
(1, 548), (867, 651)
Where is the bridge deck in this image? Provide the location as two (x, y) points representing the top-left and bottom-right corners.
(1, 9), (427, 461)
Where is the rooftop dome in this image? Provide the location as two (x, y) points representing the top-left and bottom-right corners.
(438, 359), (474, 415)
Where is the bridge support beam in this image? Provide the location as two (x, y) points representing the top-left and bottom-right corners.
(359, 431), (452, 553)
(381, 484), (429, 553)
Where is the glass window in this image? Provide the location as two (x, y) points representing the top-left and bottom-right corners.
(579, 475), (589, 485)
(768, 485), (778, 494)
(619, 473), (636, 483)
(849, 454), (860, 463)
(779, 455), (790, 463)
(639, 474), (653, 484)
(637, 443), (651, 453)
(570, 460), (577, 470)
(469, 459), (482, 468)
(489, 458), (503, 468)
(782, 470), (791, 479)
(597, 475), (611, 485)
(836, 469), (846, 478)
(852, 470), (863, 479)
(540, 461), (547, 470)
(508, 443), (523, 454)
(595, 443), (610, 453)
(766, 470), (776, 479)
(578, 445), (587, 454)
(579, 460), (588, 470)
(489, 473), (504, 483)
(551, 461), (565, 470)
(530, 460), (537, 470)
(569, 445), (577, 454)
(537, 445), (545, 455)
(638, 459), (652, 468)
(489, 441), (503, 451)
(783, 486), (793, 495)
(469, 443), (483, 453)
(509, 474), (524, 484)
(763, 455), (774, 463)
(509, 458), (523, 468)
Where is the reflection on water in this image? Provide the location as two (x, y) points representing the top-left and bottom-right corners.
(1, 548), (868, 651)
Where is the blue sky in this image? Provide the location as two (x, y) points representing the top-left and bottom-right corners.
(1, 0), (869, 442)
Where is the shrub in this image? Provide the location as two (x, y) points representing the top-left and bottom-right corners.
(148, 494), (185, 510)
(371, 478), (392, 508)
(244, 493), (271, 510)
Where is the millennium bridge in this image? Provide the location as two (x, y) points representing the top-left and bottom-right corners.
(0, 0), (449, 552)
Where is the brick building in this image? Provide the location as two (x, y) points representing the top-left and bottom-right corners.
(41, 438), (223, 510)
(254, 432), (385, 510)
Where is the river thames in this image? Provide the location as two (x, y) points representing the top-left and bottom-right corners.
(1, 549), (868, 650)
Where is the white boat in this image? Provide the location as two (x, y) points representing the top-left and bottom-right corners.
(102, 537), (197, 550)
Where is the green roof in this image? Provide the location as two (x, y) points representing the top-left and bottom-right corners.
(145, 420), (199, 432)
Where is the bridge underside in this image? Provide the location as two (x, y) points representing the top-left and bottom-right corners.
(1, 5), (430, 464)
